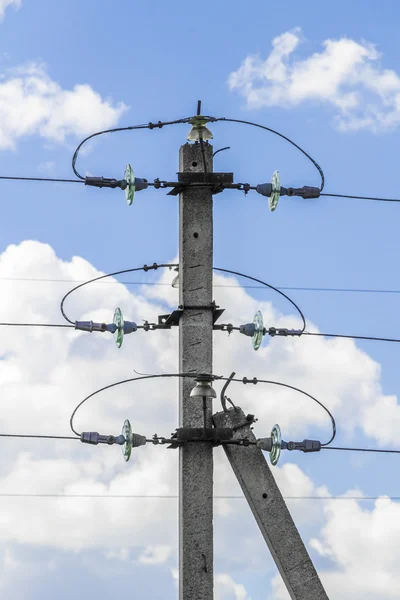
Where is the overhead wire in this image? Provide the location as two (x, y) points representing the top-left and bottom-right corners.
(60, 263), (178, 325)
(0, 433), (78, 440)
(59, 263), (307, 335)
(0, 322), (74, 328)
(71, 117), (192, 180)
(0, 176), (84, 184)
(213, 266), (307, 333)
(212, 116), (325, 191)
(3, 275), (400, 296)
(235, 376), (335, 446)
(303, 332), (400, 344)
(321, 192), (400, 203)
(322, 446), (400, 454)
(1, 112), (400, 207)
(69, 373), (335, 446)
(2, 266), (398, 345)
(1, 267), (398, 345)
(0, 493), (396, 501)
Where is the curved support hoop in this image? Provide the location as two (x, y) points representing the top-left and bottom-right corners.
(60, 263), (178, 325)
(61, 264), (306, 334)
(212, 117), (325, 191)
(70, 373), (335, 447)
(213, 267), (306, 333)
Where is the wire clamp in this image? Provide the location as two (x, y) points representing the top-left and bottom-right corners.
(286, 439), (322, 453)
(284, 186), (321, 199)
(75, 321), (108, 333)
(268, 327), (303, 337)
(242, 377), (258, 385)
(80, 432), (125, 446)
(84, 176), (126, 190)
(143, 263), (159, 272)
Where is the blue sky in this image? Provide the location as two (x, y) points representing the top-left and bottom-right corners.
(1, 0), (400, 598)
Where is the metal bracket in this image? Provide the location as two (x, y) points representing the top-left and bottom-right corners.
(158, 310), (183, 327)
(167, 172), (234, 196)
(158, 304), (225, 327)
(231, 414), (256, 431)
(166, 427), (234, 449)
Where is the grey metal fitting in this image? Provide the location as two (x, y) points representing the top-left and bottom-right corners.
(84, 176), (122, 189)
(268, 327), (302, 337)
(80, 432), (116, 445)
(75, 321), (107, 333)
(123, 321), (138, 335)
(256, 437), (273, 452)
(114, 434), (126, 446)
(132, 433), (147, 448)
(239, 323), (256, 337)
(287, 439), (322, 453)
(134, 178), (149, 192)
(285, 186), (321, 199)
(256, 183), (273, 197)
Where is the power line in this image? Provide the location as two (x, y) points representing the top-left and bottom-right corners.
(213, 267), (307, 333)
(304, 332), (400, 344)
(0, 434), (78, 440)
(0, 322), (74, 328)
(2, 275), (400, 296)
(0, 176), (83, 184)
(321, 192), (400, 203)
(322, 446), (400, 454)
(71, 118), (191, 180)
(1, 322), (399, 347)
(69, 372), (336, 446)
(214, 116), (325, 191)
(0, 493), (395, 500)
(60, 263), (178, 325)
(2, 173), (400, 205)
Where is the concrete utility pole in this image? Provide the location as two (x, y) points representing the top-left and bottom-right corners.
(177, 105), (328, 600)
(213, 407), (329, 600)
(179, 140), (214, 600)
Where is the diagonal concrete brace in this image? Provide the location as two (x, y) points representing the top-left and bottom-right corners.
(213, 407), (329, 600)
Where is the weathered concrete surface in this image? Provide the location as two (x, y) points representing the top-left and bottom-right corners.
(213, 407), (329, 600)
(179, 142), (214, 600)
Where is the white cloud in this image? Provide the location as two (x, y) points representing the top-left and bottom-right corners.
(272, 495), (400, 599)
(106, 545), (171, 565)
(137, 545), (171, 565)
(215, 573), (249, 600)
(228, 28), (400, 132)
(1, 240), (400, 597)
(0, 0), (21, 21)
(312, 496), (400, 598)
(0, 62), (128, 149)
(38, 161), (57, 175)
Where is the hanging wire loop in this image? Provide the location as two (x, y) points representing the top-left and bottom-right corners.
(60, 262), (178, 325)
(70, 373), (335, 446)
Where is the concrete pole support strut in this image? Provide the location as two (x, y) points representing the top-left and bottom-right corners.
(213, 407), (329, 600)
